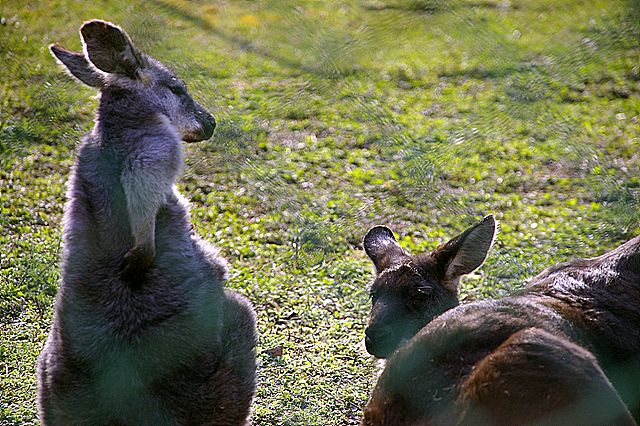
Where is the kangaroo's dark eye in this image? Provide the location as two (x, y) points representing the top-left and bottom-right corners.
(416, 286), (433, 299)
(169, 85), (187, 96)
(166, 77), (187, 96)
(370, 290), (379, 304)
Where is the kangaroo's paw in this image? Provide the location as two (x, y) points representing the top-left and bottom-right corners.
(121, 245), (154, 284)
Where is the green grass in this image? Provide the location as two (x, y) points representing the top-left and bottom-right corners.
(1, 0), (639, 424)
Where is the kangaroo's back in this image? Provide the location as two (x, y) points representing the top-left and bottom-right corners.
(529, 234), (640, 358)
(526, 235), (640, 419)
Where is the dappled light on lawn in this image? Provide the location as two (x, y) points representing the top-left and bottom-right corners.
(1, 0), (638, 424)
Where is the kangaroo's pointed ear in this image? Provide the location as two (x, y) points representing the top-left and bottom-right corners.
(364, 226), (409, 273)
(80, 20), (145, 78)
(50, 44), (104, 88)
(434, 215), (497, 289)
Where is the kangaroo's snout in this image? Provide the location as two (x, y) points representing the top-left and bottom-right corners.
(183, 108), (216, 142)
(200, 111), (216, 140)
(365, 324), (396, 359)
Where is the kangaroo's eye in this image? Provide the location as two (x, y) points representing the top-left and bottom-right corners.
(370, 290), (379, 304)
(169, 85), (187, 96)
(416, 286), (433, 299)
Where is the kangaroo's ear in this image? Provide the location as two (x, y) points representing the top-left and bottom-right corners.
(364, 226), (408, 273)
(433, 215), (496, 288)
(50, 44), (104, 88)
(80, 20), (145, 78)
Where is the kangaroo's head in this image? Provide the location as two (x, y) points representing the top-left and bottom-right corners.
(50, 19), (215, 142)
(363, 215), (496, 359)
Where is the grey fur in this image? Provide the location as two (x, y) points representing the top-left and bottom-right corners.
(38, 19), (256, 426)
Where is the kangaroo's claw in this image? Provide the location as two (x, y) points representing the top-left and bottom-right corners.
(121, 245), (154, 284)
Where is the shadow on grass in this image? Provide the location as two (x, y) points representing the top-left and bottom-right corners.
(360, 0), (513, 13)
(151, 0), (364, 78)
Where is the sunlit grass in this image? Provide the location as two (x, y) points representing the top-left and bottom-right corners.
(1, 0), (638, 424)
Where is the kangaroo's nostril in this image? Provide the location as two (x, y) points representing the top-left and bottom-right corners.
(365, 326), (395, 359)
(366, 325), (390, 342)
(201, 118), (215, 140)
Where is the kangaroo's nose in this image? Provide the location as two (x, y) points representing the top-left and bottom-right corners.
(365, 325), (392, 345)
(201, 112), (216, 139)
(196, 108), (215, 136)
(364, 326), (374, 339)
(365, 324), (395, 358)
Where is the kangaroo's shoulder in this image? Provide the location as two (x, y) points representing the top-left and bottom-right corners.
(414, 295), (570, 349)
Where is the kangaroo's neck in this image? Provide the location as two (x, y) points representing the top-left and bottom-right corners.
(94, 89), (177, 145)
(96, 112), (173, 144)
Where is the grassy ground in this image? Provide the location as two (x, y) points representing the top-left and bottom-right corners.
(1, 0), (639, 424)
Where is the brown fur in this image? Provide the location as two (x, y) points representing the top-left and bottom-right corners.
(363, 216), (496, 359)
(362, 219), (639, 425)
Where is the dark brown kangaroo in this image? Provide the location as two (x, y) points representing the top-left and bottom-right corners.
(361, 215), (639, 426)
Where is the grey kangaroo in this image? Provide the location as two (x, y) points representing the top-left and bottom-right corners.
(361, 216), (638, 425)
(38, 20), (256, 426)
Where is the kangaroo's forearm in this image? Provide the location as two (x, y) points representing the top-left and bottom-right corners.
(121, 158), (177, 254)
